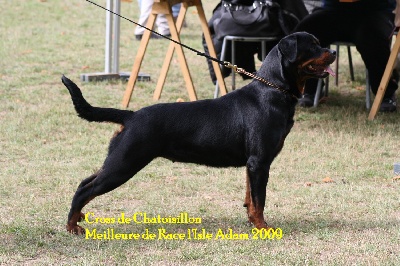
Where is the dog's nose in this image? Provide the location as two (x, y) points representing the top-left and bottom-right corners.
(330, 49), (337, 57)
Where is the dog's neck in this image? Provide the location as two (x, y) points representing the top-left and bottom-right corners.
(257, 47), (303, 99)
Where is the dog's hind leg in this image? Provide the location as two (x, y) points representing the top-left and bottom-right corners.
(78, 169), (102, 189)
(66, 156), (152, 234)
(72, 169), (103, 223)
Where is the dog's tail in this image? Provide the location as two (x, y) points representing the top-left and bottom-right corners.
(61, 75), (133, 125)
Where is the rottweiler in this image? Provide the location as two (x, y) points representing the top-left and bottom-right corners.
(62, 32), (336, 234)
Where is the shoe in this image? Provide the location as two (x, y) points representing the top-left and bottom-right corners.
(379, 94), (397, 112)
(298, 94), (314, 107)
(135, 33), (171, 41)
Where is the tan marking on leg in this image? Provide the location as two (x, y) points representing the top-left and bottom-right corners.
(243, 171), (250, 208)
(244, 169), (269, 229)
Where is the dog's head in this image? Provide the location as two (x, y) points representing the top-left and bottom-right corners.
(279, 32), (336, 80)
(274, 32), (336, 95)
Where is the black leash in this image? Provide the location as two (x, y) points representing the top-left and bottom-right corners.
(84, 0), (296, 98)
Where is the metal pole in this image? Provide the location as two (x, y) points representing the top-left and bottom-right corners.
(81, 0), (149, 82)
(105, 0), (113, 73)
(113, 0), (121, 73)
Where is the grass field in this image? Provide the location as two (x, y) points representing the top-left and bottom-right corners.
(1, 0), (399, 265)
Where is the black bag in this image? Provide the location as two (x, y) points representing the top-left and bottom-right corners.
(203, 0), (307, 84)
(214, 0), (300, 41)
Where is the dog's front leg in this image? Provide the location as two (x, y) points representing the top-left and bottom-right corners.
(245, 157), (270, 229)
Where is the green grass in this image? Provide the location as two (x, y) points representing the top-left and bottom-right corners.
(1, 0), (400, 265)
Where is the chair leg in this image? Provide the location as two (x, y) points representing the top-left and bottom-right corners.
(214, 38), (228, 98)
(314, 79), (324, 107)
(325, 76), (329, 96)
(347, 45), (355, 81)
(335, 44), (339, 86)
(231, 39), (236, 90)
(314, 76), (330, 107)
(365, 69), (371, 109)
(214, 81), (219, 98)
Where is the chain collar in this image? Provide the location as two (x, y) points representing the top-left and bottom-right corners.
(224, 62), (298, 100)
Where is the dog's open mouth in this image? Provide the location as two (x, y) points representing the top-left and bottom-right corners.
(301, 51), (336, 79)
(304, 63), (335, 78)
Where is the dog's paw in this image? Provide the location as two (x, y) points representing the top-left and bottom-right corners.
(247, 216), (270, 230)
(66, 224), (85, 235)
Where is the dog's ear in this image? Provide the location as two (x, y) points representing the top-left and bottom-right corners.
(278, 33), (299, 63)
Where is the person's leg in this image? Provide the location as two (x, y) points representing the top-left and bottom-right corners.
(135, 0), (170, 39)
(134, 0), (154, 36)
(353, 12), (397, 111)
(294, 10), (346, 106)
(155, 14), (170, 36)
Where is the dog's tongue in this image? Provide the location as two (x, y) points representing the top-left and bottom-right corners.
(325, 66), (335, 77)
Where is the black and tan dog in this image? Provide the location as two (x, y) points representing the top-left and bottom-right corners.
(62, 32), (335, 234)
